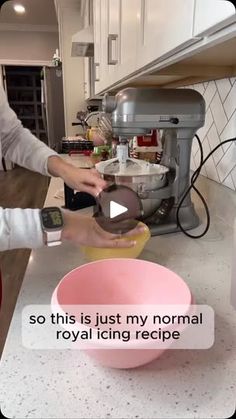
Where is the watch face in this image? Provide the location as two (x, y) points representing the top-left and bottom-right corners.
(41, 207), (63, 229)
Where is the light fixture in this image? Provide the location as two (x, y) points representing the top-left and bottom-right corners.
(13, 4), (26, 14)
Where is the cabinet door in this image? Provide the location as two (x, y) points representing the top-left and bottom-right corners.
(194, 0), (236, 36)
(93, 0), (104, 93)
(94, 0), (122, 93)
(107, 0), (121, 85)
(119, 0), (141, 78)
(101, 0), (140, 89)
(84, 58), (90, 99)
(137, 0), (197, 69)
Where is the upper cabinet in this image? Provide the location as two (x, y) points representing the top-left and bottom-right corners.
(93, 0), (198, 94)
(119, 0), (141, 78)
(137, 0), (198, 69)
(106, 0), (121, 83)
(94, 0), (140, 90)
(93, 0), (104, 92)
(92, 0), (236, 96)
(194, 0), (236, 36)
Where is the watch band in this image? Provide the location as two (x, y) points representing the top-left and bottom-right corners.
(44, 230), (62, 247)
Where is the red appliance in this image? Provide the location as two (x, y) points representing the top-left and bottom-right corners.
(137, 130), (158, 146)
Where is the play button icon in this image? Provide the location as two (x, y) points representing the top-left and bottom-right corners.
(94, 184), (143, 234)
(110, 201), (128, 219)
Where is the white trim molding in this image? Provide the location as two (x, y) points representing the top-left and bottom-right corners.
(0, 23), (58, 32)
(0, 59), (53, 67)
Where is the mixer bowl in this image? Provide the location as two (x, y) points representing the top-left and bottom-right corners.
(96, 162), (169, 218)
(81, 221), (151, 261)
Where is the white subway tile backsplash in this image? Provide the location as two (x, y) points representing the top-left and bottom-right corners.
(210, 92), (228, 134)
(190, 153), (197, 171)
(202, 136), (211, 157)
(216, 78), (231, 102)
(230, 165), (236, 187)
(197, 107), (213, 140)
(190, 77), (236, 191)
(192, 138), (200, 157)
(192, 83), (205, 96)
(202, 136), (220, 182)
(216, 143), (236, 182)
(223, 82), (236, 120)
(223, 173), (235, 191)
(207, 124), (224, 165)
(204, 81), (216, 109)
(194, 149), (207, 177)
(220, 110), (236, 151)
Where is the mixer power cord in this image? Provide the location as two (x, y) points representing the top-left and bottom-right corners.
(176, 135), (236, 239)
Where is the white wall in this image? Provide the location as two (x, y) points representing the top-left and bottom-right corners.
(0, 31), (59, 64)
(56, 0), (85, 136)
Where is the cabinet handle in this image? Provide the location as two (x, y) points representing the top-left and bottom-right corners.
(94, 63), (100, 82)
(107, 34), (118, 65)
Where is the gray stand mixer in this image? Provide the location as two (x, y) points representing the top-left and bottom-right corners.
(96, 88), (206, 236)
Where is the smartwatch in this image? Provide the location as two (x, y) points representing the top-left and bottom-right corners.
(40, 207), (64, 247)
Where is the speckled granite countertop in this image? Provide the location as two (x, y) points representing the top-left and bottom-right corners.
(0, 170), (236, 419)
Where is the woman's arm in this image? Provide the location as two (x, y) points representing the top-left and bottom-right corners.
(0, 87), (106, 195)
(0, 87), (57, 176)
(0, 206), (141, 251)
(0, 207), (44, 251)
(47, 156), (106, 196)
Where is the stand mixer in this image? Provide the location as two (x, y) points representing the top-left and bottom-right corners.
(96, 87), (206, 236)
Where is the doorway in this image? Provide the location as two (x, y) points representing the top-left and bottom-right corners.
(4, 66), (48, 143)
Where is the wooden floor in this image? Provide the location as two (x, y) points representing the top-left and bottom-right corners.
(0, 166), (49, 357)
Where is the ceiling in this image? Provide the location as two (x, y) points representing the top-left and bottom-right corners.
(0, 0), (58, 26)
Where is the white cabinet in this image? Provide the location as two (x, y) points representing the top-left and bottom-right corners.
(119, 0), (140, 78)
(106, 0), (121, 84)
(107, 0), (141, 83)
(83, 58), (90, 99)
(93, 0), (142, 93)
(194, 0), (236, 36)
(92, 0), (236, 96)
(137, 0), (198, 69)
(93, 0), (104, 93)
(93, 0), (140, 93)
(93, 0), (198, 94)
(94, 0), (121, 93)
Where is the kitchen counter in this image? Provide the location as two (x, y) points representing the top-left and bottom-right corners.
(0, 161), (236, 419)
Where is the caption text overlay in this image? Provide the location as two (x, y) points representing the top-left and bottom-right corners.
(22, 304), (215, 350)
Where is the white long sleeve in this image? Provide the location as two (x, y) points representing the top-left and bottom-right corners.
(0, 86), (58, 250)
(0, 208), (44, 251)
(0, 86), (57, 175)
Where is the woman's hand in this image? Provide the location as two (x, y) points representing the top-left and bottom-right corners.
(48, 156), (106, 196)
(61, 211), (146, 248)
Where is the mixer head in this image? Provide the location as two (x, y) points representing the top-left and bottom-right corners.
(102, 87), (205, 137)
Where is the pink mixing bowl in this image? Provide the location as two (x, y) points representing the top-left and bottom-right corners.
(52, 259), (193, 369)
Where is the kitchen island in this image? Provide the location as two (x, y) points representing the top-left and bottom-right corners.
(0, 159), (236, 419)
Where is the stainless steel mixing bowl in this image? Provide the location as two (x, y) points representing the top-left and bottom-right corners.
(97, 163), (169, 219)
